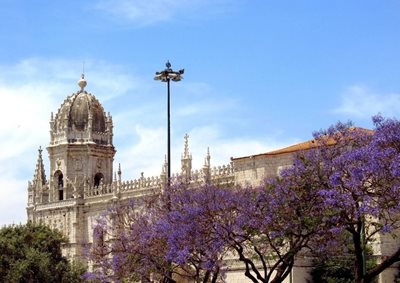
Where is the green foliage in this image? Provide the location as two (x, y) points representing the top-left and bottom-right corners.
(0, 223), (85, 283)
(311, 244), (377, 283)
(311, 255), (355, 283)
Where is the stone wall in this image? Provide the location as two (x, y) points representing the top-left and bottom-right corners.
(233, 152), (294, 186)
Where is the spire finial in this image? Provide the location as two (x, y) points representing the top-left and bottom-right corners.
(78, 73), (87, 92)
(166, 60), (171, 69)
(204, 147), (211, 167)
(162, 155), (168, 174)
(183, 133), (190, 158)
(33, 146), (47, 185)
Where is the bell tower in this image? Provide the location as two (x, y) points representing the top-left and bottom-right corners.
(47, 75), (116, 202)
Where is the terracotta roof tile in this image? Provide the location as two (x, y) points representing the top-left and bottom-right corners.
(231, 127), (372, 161)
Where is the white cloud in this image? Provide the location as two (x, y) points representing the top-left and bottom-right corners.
(94, 0), (233, 26)
(0, 58), (139, 99)
(0, 179), (27, 225)
(334, 85), (400, 118)
(117, 125), (166, 179)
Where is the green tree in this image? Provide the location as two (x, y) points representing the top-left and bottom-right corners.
(311, 249), (377, 283)
(0, 223), (85, 283)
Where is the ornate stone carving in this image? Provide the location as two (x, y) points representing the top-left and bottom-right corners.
(96, 159), (102, 169)
(75, 157), (83, 171)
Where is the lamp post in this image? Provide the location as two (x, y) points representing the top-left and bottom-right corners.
(154, 61), (184, 188)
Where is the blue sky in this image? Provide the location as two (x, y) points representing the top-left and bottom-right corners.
(0, 0), (399, 225)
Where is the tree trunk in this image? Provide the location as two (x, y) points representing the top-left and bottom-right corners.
(352, 226), (364, 283)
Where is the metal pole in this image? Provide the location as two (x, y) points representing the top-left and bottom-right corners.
(167, 77), (171, 187)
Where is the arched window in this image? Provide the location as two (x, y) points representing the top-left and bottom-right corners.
(94, 173), (104, 187)
(54, 170), (64, 200)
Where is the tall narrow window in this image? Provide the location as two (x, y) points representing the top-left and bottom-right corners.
(54, 171), (64, 201)
(94, 173), (104, 187)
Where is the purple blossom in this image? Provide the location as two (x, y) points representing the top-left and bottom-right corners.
(381, 224), (393, 233)
(329, 226), (343, 235)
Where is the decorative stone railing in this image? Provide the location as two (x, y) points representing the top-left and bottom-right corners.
(82, 162), (234, 199)
(92, 132), (111, 144)
(35, 199), (76, 211)
(211, 163), (234, 176)
(120, 176), (163, 191)
(51, 132), (67, 145)
(84, 183), (113, 197)
(51, 130), (111, 145)
(189, 163), (234, 184)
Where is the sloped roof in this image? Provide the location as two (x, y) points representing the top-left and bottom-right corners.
(231, 127), (372, 161)
(231, 139), (319, 161)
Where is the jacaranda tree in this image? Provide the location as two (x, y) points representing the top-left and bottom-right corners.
(231, 162), (333, 283)
(87, 181), (329, 283)
(156, 184), (243, 283)
(150, 183), (329, 283)
(284, 116), (400, 283)
(86, 185), (231, 283)
(86, 195), (177, 282)
(200, 159), (337, 283)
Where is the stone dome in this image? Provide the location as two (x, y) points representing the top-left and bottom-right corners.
(50, 75), (113, 146)
(54, 92), (106, 133)
(68, 92), (106, 132)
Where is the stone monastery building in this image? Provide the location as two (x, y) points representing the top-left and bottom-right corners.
(27, 76), (397, 283)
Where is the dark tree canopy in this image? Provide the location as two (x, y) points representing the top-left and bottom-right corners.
(0, 223), (85, 283)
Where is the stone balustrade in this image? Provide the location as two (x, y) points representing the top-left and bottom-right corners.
(84, 183), (113, 197)
(52, 132), (67, 145)
(35, 199), (76, 211)
(211, 163), (234, 176)
(81, 162), (234, 200)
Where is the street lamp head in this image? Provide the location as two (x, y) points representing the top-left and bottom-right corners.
(170, 72), (182, 82)
(154, 71), (167, 82)
(154, 62), (184, 82)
